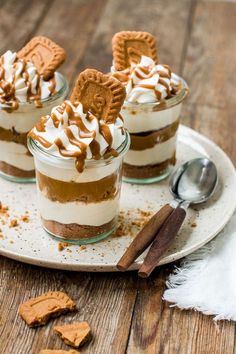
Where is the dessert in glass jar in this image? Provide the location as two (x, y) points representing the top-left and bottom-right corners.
(0, 36), (68, 182)
(28, 69), (130, 244)
(111, 31), (188, 184)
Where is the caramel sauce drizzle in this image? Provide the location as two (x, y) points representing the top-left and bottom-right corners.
(35, 116), (47, 132)
(66, 103), (94, 139)
(112, 59), (177, 101)
(105, 148), (119, 158)
(29, 131), (52, 148)
(0, 54), (57, 111)
(90, 140), (101, 160)
(99, 123), (113, 146)
(51, 112), (61, 129)
(48, 77), (56, 94)
(159, 78), (171, 95)
(139, 66), (151, 75)
(30, 101), (120, 172)
(155, 90), (162, 101)
(137, 84), (155, 90)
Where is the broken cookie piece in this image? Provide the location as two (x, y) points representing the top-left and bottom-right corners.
(19, 291), (76, 327)
(54, 322), (91, 348)
(40, 350), (80, 354)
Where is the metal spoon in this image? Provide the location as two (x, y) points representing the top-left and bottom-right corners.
(117, 158), (217, 272)
(138, 158), (218, 278)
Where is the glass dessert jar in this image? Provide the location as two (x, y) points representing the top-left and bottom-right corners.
(0, 74), (68, 183)
(28, 132), (130, 245)
(121, 78), (188, 184)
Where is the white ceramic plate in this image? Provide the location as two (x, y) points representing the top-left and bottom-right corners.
(0, 125), (235, 271)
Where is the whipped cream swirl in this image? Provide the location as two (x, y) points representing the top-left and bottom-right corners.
(0, 51), (64, 110)
(111, 56), (182, 104)
(29, 100), (126, 172)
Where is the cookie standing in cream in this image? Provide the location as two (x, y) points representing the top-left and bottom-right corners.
(0, 37), (67, 182)
(28, 97), (130, 243)
(112, 50), (188, 183)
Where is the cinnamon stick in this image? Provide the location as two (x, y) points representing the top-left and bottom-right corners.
(117, 204), (174, 271)
(138, 206), (186, 278)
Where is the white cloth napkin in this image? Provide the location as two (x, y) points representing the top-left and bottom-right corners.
(163, 212), (236, 321)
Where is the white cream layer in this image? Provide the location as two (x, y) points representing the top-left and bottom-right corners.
(124, 135), (177, 166)
(0, 94), (67, 133)
(121, 102), (182, 133)
(35, 157), (121, 183)
(0, 140), (34, 170)
(38, 192), (119, 226)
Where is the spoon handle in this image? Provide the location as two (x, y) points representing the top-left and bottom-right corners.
(117, 204), (174, 271)
(138, 206), (186, 278)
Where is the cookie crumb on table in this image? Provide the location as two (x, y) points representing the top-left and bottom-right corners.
(9, 218), (18, 228)
(0, 233), (5, 239)
(113, 208), (154, 238)
(58, 242), (69, 251)
(21, 215), (30, 223)
(0, 202), (9, 213)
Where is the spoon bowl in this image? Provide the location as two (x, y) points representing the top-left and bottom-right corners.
(169, 158), (218, 204)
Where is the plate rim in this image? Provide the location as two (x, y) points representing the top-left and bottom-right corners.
(0, 124), (236, 271)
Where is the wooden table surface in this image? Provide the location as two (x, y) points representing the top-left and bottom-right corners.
(0, 0), (236, 353)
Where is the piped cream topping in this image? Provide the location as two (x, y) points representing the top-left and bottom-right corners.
(29, 100), (126, 172)
(111, 56), (182, 104)
(0, 51), (64, 110)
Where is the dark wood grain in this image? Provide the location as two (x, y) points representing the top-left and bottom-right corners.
(0, 257), (137, 354)
(127, 268), (235, 354)
(78, 0), (192, 73)
(0, 0), (51, 52)
(181, 0), (236, 164)
(0, 0), (236, 353)
(31, 0), (108, 87)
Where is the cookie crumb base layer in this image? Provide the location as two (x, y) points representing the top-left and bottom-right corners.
(123, 155), (176, 179)
(0, 161), (35, 179)
(42, 217), (116, 242)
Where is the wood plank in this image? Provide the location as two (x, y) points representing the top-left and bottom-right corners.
(181, 0), (236, 164)
(0, 0), (50, 52)
(0, 257), (137, 354)
(126, 268), (235, 354)
(182, 103), (236, 164)
(182, 1), (236, 109)
(78, 0), (192, 74)
(31, 0), (108, 86)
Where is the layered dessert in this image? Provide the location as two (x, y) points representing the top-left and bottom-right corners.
(0, 36), (68, 182)
(28, 69), (129, 243)
(111, 31), (188, 183)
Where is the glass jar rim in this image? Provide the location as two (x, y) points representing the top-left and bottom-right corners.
(28, 130), (130, 169)
(123, 77), (189, 111)
(0, 72), (69, 111)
